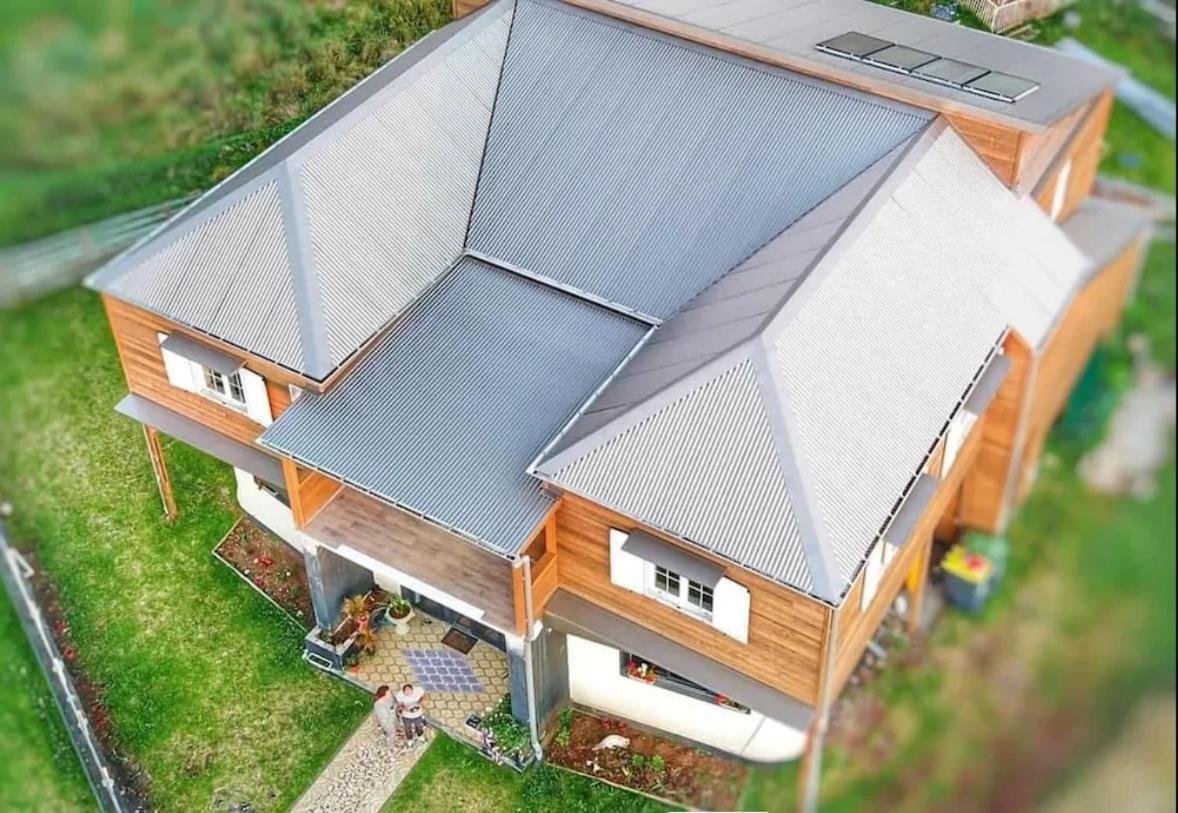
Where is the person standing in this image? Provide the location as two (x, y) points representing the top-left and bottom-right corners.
(373, 685), (399, 750)
(395, 682), (427, 746)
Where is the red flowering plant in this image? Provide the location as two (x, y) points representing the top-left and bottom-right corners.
(626, 659), (656, 684)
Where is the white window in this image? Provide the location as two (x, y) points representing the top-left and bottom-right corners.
(646, 565), (713, 620)
(201, 367), (247, 409)
(608, 528), (750, 643)
(158, 333), (273, 426)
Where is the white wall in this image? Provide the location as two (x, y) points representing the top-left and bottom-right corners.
(565, 635), (807, 762)
(233, 468), (311, 552)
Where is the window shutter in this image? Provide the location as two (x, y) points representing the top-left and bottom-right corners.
(1050, 159), (1072, 221)
(609, 529), (645, 593)
(861, 545), (885, 611)
(158, 333), (197, 393)
(711, 577), (750, 643)
(239, 368), (273, 426)
(943, 409), (978, 473)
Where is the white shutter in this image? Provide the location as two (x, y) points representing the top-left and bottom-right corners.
(1051, 159), (1072, 221)
(239, 368), (273, 426)
(861, 545), (885, 611)
(942, 409), (978, 474)
(609, 529), (645, 593)
(711, 577), (750, 643)
(158, 333), (197, 393)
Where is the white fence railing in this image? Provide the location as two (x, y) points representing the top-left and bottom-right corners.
(957, 0), (1071, 31)
(0, 193), (198, 308)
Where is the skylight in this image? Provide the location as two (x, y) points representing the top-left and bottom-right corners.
(816, 32), (1039, 103)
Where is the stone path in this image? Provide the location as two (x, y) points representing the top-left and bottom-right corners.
(290, 714), (433, 813)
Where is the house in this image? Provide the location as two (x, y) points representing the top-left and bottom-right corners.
(86, 0), (1151, 798)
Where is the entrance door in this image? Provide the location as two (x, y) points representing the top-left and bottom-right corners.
(401, 588), (506, 651)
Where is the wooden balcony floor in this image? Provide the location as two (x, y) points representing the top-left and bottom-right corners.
(306, 488), (517, 633)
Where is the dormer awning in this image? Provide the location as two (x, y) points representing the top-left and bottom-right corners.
(160, 333), (243, 376)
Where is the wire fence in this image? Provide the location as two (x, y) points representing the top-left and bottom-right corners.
(0, 194), (198, 309)
(0, 521), (141, 812)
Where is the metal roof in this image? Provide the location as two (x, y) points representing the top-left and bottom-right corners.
(260, 257), (649, 557)
(536, 123), (1015, 603)
(547, 133), (916, 455)
(569, 0), (1121, 131)
(1061, 197), (1155, 282)
(87, 2), (514, 379)
(466, 0), (932, 320)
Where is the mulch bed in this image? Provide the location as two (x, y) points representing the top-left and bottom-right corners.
(544, 709), (747, 810)
(23, 547), (153, 811)
(214, 518), (313, 627)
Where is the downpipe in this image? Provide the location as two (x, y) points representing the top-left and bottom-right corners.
(518, 555), (544, 763)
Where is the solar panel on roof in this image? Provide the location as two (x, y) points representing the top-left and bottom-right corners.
(816, 32), (892, 59)
(864, 45), (938, 73)
(815, 32), (1039, 104)
(912, 58), (989, 87)
(966, 71), (1040, 102)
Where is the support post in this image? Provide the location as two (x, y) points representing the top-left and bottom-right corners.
(799, 609), (840, 813)
(907, 532), (934, 634)
(143, 426), (177, 522)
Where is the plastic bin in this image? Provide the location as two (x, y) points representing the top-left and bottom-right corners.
(962, 532), (1010, 584)
(941, 546), (994, 614)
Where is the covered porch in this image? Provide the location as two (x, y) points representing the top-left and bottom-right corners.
(296, 485), (528, 741)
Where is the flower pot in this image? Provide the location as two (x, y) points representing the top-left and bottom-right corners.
(390, 607), (414, 636)
(304, 625), (359, 672)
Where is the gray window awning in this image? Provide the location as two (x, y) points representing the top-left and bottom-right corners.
(116, 394), (284, 486)
(621, 529), (724, 588)
(160, 333), (243, 376)
(545, 590), (813, 729)
(965, 354), (1012, 415)
(883, 474), (939, 548)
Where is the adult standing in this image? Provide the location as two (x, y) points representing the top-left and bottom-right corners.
(395, 682), (427, 746)
(373, 685), (399, 750)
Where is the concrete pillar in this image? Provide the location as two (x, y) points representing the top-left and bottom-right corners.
(304, 544), (375, 630)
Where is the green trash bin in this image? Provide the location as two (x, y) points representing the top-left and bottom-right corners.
(962, 532), (1009, 585)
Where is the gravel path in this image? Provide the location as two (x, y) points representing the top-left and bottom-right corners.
(290, 714), (433, 813)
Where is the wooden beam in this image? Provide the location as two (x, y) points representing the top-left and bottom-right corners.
(143, 425), (177, 522)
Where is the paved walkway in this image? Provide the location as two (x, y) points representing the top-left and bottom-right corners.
(291, 714), (433, 813)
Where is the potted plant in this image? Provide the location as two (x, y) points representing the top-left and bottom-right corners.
(304, 613), (361, 672)
(626, 660), (656, 684)
(387, 594), (414, 636)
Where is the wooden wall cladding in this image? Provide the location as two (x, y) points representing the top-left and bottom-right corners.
(552, 492), (831, 704)
(102, 295), (277, 450)
(958, 333), (1034, 533)
(282, 459), (344, 528)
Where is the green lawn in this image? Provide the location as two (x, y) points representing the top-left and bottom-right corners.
(0, 288), (370, 811)
(0, 0), (450, 245)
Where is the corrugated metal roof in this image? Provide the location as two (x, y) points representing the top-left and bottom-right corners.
(260, 257), (649, 557)
(574, 0), (1120, 131)
(544, 357), (812, 591)
(1061, 197), (1154, 281)
(891, 126), (1090, 348)
(548, 135), (915, 455)
(467, 0), (931, 320)
(537, 122), (1015, 602)
(87, 2), (514, 379)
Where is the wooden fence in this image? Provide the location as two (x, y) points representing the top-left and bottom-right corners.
(0, 194), (198, 309)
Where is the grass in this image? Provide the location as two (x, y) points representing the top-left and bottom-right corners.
(0, 287), (370, 811)
(384, 735), (670, 813)
(0, 0), (450, 245)
(1101, 103), (1178, 196)
(0, 598), (95, 812)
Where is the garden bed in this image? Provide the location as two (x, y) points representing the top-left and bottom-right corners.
(213, 518), (312, 627)
(544, 709), (746, 810)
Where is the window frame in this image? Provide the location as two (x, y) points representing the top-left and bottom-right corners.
(646, 563), (714, 621)
(618, 652), (749, 713)
(198, 364), (247, 410)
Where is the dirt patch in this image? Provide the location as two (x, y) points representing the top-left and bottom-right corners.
(23, 547), (153, 810)
(544, 709), (747, 810)
(214, 518), (312, 627)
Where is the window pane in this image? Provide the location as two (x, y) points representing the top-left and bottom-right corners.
(654, 566), (680, 595)
(203, 368), (226, 394)
(228, 372), (246, 404)
(687, 581), (714, 612)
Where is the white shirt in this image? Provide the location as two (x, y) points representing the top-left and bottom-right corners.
(396, 686), (425, 719)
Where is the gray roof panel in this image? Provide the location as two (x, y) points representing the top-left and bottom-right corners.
(467, 0), (931, 320)
(584, 0), (1120, 129)
(260, 257), (649, 556)
(88, 2), (514, 379)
